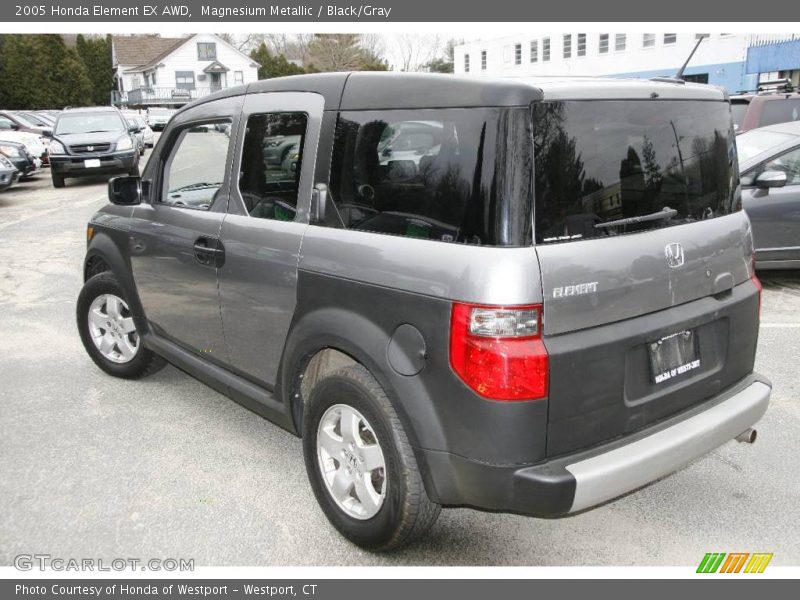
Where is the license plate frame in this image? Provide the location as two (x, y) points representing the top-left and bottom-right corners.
(84, 158), (101, 168)
(649, 329), (701, 384)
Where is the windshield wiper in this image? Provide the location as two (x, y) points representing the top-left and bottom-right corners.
(594, 207), (678, 230)
(169, 181), (222, 193)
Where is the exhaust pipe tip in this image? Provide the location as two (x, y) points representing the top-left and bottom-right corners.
(736, 428), (757, 444)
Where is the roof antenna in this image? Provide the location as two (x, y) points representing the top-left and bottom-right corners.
(675, 34), (707, 80)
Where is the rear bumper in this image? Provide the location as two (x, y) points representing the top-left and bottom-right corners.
(422, 373), (770, 515)
(50, 152), (136, 177)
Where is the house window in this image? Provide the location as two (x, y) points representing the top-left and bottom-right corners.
(643, 34), (656, 48)
(563, 34), (572, 59)
(542, 37), (550, 61)
(175, 71), (195, 90)
(464, 54), (470, 73)
(664, 33), (677, 44)
(514, 43), (522, 65)
(599, 34), (609, 54)
(615, 34), (626, 51)
(530, 40), (538, 63)
(234, 71), (243, 85)
(577, 33), (586, 57)
(481, 50), (487, 70)
(197, 42), (216, 60)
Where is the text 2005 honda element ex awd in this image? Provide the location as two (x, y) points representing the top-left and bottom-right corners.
(77, 73), (770, 551)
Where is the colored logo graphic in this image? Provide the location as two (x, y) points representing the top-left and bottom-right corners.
(697, 552), (773, 573)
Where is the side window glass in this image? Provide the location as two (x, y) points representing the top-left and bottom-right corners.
(239, 112), (308, 221)
(162, 121), (232, 210)
(326, 109), (534, 247)
(764, 147), (800, 186)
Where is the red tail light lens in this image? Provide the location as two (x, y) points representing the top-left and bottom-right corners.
(752, 273), (763, 320)
(450, 303), (548, 401)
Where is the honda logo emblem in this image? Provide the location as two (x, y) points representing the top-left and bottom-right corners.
(87, 145), (94, 152)
(665, 242), (685, 268)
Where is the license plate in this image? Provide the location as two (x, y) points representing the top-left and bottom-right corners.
(649, 329), (701, 384)
(84, 159), (101, 168)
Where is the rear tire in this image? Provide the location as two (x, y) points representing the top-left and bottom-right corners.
(303, 364), (440, 551)
(51, 173), (65, 188)
(77, 272), (165, 379)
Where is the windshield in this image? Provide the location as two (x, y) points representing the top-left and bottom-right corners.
(736, 129), (797, 163)
(55, 113), (125, 135)
(533, 100), (739, 244)
(730, 101), (749, 131)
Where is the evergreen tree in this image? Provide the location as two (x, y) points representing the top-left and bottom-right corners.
(249, 43), (305, 80)
(0, 35), (92, 109)
(76, 34), (114, 105)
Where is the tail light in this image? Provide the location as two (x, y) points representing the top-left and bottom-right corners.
(450, 303), (548, 401)
(752, 273), (763, 321)
(750, 255), (762, 321)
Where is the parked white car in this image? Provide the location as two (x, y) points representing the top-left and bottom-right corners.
(0, 130), (47, 164)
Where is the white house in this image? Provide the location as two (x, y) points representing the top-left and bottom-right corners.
(111, 34), (260, 107)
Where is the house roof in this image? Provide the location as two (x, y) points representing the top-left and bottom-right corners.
(112, 35), (186, 69)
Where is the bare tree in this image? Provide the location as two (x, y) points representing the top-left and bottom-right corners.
(390, 34), (443, 71)
(216, 33), (262, 53)
(306, 34), (367, 72)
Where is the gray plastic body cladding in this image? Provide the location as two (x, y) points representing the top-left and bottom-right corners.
(299, 225), (544, 305)
(536, 212), (753, 336)
(284, 269), (549, 469)
(544, 278), (760, 457)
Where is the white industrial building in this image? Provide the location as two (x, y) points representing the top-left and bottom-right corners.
(454, 33), (800, 93)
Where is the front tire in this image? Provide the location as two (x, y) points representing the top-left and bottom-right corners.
(303, 364), (440, 551)
(77, 272), (165, 379)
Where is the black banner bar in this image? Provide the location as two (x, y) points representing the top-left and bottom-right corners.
(2, 0), (798, 23)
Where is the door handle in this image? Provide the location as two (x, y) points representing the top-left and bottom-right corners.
(193, 236), (225, 268)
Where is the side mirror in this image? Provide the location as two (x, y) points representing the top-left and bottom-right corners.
(41, 129), (53, 138)
(129, 125), (141, 134)
(108, 175), (142, 206)
(754, 170), (787, 189)
(311, 183), (328, 224)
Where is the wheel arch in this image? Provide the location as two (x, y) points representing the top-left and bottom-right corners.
(277, 307), (444, 503)
(84, 229), (147, 328)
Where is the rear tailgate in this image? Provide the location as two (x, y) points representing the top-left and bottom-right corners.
(531, 98), (760, 456)
(537, 213), (760, 456)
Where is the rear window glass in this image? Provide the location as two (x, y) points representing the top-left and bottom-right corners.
(533, 100), (738, 244)
(328, 108), (533, 246)
(758, 98), (800, 128)
(730, 100), (749, 131)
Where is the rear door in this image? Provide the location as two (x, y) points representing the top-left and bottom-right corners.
(532, 99), (760, 455)
(217, 92), (324, 388)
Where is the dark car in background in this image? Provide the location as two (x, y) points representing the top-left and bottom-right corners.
(738, 121), (800, 269)
(0, 110), (52, 136)
(731, 88), (800, 134)
(0, 139), (40, 179)
(48, 107), (140, 188)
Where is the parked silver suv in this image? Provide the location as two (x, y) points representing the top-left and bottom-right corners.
(77, 73), (770, 551)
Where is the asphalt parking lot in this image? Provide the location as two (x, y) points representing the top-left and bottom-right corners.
(1, 156), (798, 567)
